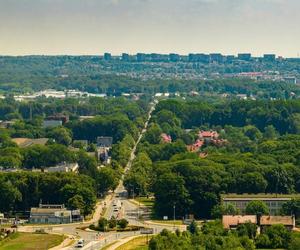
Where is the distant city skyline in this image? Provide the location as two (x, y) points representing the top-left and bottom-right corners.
(0, 0), (299, 57)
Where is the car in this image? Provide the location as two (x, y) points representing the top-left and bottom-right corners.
(77, 239), (84, 248)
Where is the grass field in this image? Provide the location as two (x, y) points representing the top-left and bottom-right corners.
(0, 232), (64, 250)
(150, 220), (183, 225)
(135, 197), (154, 208)
(101, 241), (116, 250)
(115, 236), (151, 250)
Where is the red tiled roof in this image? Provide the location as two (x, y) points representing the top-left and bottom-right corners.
(222, 215), (257, 229)
(199, 152), (208, 158)
(199, 130), (219, 139)
(161, 133), (172, 143)
(260, 216), (295, 226)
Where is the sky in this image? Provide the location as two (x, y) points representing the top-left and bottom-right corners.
(0, 0), (299, 57)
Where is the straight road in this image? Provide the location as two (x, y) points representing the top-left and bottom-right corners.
(19, 100), (180, 250)
(75, 100), (158, 250)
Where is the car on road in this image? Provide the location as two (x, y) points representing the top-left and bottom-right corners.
(76, 239), (84, 248)
(113, 199), (122, 208)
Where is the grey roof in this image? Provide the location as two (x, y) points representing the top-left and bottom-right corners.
(223, 197), (291, 201)
(97, 136), (113, 147)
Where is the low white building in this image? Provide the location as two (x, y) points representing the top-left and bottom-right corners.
(30, 204), (72, 224)
(45, 163), (79, 173)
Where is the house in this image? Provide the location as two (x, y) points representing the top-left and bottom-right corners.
(222, 215), (295, 231)
(199, 152), (208, 158)
(222, 194), (297, 215)
(44, 162), (79, 173)
(187, 139), (204, 152)
(79, 116), (95, 121)
(236, 94), (248, 100)
(0, 120), (16, 129)
(161, 133), (172, 143)
(43, 120), (62, 128)
(211, 138), (228, 147)
(222, 215), (257, 229)
(0, 213), (11, 225)
(12, 138), (49, 148)
(96, 137), (113, 165)
(260, 216), (295, 231)
(97, 147), (110, 165)
(198, 130), (219, 142)
(29, 204), (73, 224)
(96, 137), (113, 148)
(0, 167), (19, 173)
(46, 114), (69, 124)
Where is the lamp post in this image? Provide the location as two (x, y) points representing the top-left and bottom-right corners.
(136, 187), (140, 220)
(173, 203), (176, 230)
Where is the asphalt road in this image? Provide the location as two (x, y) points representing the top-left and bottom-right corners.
(18, 100), (181, 250)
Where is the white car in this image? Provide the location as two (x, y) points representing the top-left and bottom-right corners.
(77, 239), (84, 248)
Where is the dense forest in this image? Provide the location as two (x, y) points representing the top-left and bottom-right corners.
(124, 99), (300, 219)
(0, 97), (148, 216)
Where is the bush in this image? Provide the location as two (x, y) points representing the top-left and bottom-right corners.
(89, 224), (97, 230)
(98, 218), (108, 232)
(109, 216), (117, 229)
(118, 218), (129, 229)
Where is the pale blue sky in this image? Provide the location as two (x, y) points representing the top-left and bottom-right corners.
(0, 0), (299, 57)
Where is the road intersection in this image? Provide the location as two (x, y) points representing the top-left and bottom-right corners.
(19, 100), (186, 250)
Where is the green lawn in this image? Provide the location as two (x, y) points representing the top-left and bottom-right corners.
(151, 220), (183, 225)
(115, 236), (151, 250)
(101, 241), (117, 250)
(0, 232), (64, 250)
(135, 197), (154, 208)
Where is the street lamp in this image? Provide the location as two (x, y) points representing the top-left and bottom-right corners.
(173, 203), (176, 230)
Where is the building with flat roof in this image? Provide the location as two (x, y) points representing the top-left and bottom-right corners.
(238, 53), (252, 61)
(263, 54), (276, 62)
(0, 120), (16, 129)
(12, 138), (49, 148)
(43, 120), (62, 128)
(210, 53), (224, 63)
(169, 53), (180, 62)
(221, 194), (298, 215)
(30, 204), (72, 224)
(104, 53), (112, 61)
(45, 162), (79, 173)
